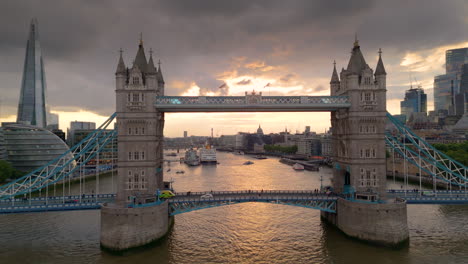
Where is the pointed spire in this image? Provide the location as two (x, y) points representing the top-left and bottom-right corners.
(375, 48), (387, 75)
(330, 60), (340, 84)
(133, 35), (148, 73)
(347, 37), (367, 75)
(17, 18), (48, 128)
(147, 48), (157, 74)
(157, 59), (164, 83)
(116, 48), (126, 74)
(354, 33), (359, 47)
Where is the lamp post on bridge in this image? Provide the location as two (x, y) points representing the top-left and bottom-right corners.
(320, 175), (323, 192)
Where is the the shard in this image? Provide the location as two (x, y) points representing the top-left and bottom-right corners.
(17, 18), (48, 128)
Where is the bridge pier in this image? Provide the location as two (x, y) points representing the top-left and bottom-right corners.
(100, 202), (171, 251)
(321, 198), (409, 247)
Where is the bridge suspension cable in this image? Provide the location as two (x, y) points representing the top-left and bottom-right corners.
(386, 112), (468, 187)
(0, 113), (117, 200)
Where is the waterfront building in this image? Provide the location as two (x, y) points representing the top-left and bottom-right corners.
(218, 135), (236, 149)
(235, 133), (247, 150)
(1, 123), (72, 172)
(297, 137), (322, 156)
(320, 131), (332, 158)
(434, 48), (468, 113)
(452, 112), (468, 136)
(400, 86), (427, 119)
(0, 128), (6, 160)
(17, 19), (48, 128)
(67, 121), (96, 146)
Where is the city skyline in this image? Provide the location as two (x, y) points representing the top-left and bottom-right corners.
(0, 1), (467, 136)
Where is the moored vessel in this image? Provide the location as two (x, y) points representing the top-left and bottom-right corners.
(199, 145), (217, 164)
(184, 149), (200, 166)
(292, 163), (305, 170)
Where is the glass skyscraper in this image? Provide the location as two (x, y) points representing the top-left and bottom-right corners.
(400, 86), (427, 118)
(16, 18), (48, 128)
(434, 47), (468, 114)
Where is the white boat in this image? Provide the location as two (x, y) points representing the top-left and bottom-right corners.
(199, 145), (217, 164)
(184, 149), (200, 166)
(293, 163), (305, 170)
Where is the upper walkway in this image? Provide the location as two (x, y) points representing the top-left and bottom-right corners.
(154, 96), (350, 112)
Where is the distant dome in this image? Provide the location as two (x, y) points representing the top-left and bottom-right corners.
(2, 124), (73, 172)
(257, 125), (264, 135)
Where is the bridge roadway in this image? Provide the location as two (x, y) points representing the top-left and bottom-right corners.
(2, 190), (468, 214)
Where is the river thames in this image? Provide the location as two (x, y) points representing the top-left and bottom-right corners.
(1, 151), (468, 263)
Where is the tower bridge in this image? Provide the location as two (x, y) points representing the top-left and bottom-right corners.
(1, 37), (467, 251)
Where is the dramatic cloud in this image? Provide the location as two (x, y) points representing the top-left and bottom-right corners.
(0, 0), (466, 135)
(236, 79), (252, 85)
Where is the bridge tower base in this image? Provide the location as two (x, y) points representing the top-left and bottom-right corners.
(321, 199), (409, 247)
(100, 202), (171, 251)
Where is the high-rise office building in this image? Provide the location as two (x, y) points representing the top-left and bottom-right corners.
(434, 47), (468, 114)
(16, 19), (48, 128)
(67, 121), (96, 146)
(400, 86), (427, 118)
(455, 64), (468, 115)
(183, 131), (188, 138)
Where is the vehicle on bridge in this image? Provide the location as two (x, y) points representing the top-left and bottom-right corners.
(200, 193), (213, 199)
(159, 190), (175, 199)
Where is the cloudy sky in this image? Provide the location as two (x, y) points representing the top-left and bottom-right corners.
(0, 0), (467, 136)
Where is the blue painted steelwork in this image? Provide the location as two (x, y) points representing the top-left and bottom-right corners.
(0, 202), (103, 214)
(155, 95), (351, 112)
(0, 113), (117, 200)
(386, 112), (468, 186)
(4, 188), (468, 214)
(168, 191), (338, 215)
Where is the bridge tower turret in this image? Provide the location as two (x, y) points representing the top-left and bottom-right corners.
(330, 39), (388, 198)
(324, 39), (408, 247)
(114, 38), (164, 204)
(101, 37), (170, 251)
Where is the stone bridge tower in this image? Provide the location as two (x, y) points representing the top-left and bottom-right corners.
(114, 39), (165, 204)
(330, 39), (387, 199)
(323, 39), (408, 247)
(101, 38), (170, 251)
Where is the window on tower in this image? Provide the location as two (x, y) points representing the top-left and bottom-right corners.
(133, 77), (139, 85)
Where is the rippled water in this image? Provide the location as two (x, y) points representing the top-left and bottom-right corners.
(1, 152), (468, 263)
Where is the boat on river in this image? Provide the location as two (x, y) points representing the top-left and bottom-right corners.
(199, 145), (217, 164)
(292, 163), (305, 171)
(184, 149), (200, 166)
